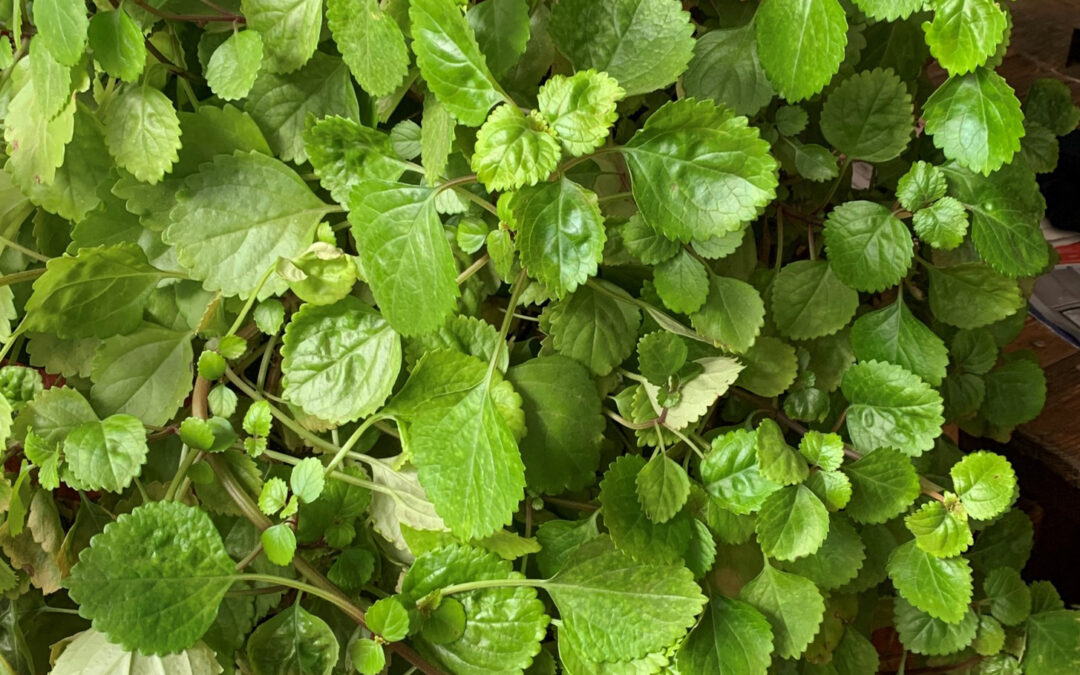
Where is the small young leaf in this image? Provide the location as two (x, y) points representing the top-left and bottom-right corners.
(904, 496), (973, 558)
(103, 86), (182, 185)
(87, 10), (144, 82)
(635, 454), (690, 524)
(258, 477), (289, 515)
(472, 105), (561, 191)
(260, 523), (297, 566)
(755, 485), (829, 561)
(950, 450), (1017, 520)
(367, 597), (411, 642)
(206, 31), (264, 101)
(290, 457), (326, 504)
(537, 70), (624, 156)
(798, 431), (844, 471)
(327, 0), (409, 97)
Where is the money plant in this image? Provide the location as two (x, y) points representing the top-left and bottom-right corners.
(0, 0), (1076, 672)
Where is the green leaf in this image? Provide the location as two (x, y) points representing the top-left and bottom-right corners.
(259, 523), (296, 566)
(409, 379), (525, 540)
(843, 447), (921, 524)
(799, 431), (845, 471)
(984, 567), (1031, 626)
(739, 564), (825, 659)
(241, 0), (320, 73)
(683, 24), (774, 116)
(820, 68), (914, 162)
(245, 53), (360, 164)
(472, 105), (561, 191)
(166, 151), (325, 297)
(623, 98), (779, 242)
(545, 282), (641, 376)
(62, 415), (147, 493)
(841, 361), (944, 457)
(771, 260), (859, 340)
(923, 68), (1024, 175)
(642, 356), (743, 431)
(347, 181), (460, 336)
(327, 0), (409, 97)
(756, 485), (829, 561)
(852, 0), (926, 21)
(244, 401), (273, 437)
(781, 514), (866, 589)
(281, 297), (400, 425)
(754, 0), (847, 101)
(537, 70), (623, 156)
(823, 201), (913, 292)
(887, 539), (973, 623)
(701, 429), (781, 515)
(65, 502), (235, 654)
(637, 331), (687, 386)
(90, 325), (194, 426)
(24, 244), (168, 340)
(87, 10), (144, 82)
(897, 161), (948, 211)
(913, 196), (969, 250)
(400, 545), (548, 672)
(410, 0), (507, 126)
(3, 59), (76, 187)
(548, 0), (694, 97)
(922, 0), (1007, 75)
(504, 178), (604, 298)
(33, 0), (89, 66)
(974, 614), (1006, 656)
(982, 357), (1046, 427)
(289, 457), (325, 504)
(51, 630), (222, 675)
(736, 336), (798, 398)
(599, 455), (693, 564)
(676, 595), (774, 675)
(653, 250), (708, 315)
(905, 496), (973, 557)
(206, 31), (264, 101)
(950, 450), (1016, 520)
(367, 597), (411, 642)
(545, 535), (706, 662)
(968, 508), (1033, 574)
(635, 454), (690, 524)
(690, 274), (766, 353)
(1024, 78), (1080, 136)
(258, 478), (289, 516)
(350, 639), (385, 675)
(23, 430), (58, 491)
(894, 596), (978, 656)
(245, 604), (339, 675)
(303, 116), (405, 207)
(1023, 610), (1080, 675)
(755, 418), (809, 486)
(102, 85), (181, 185)
(851, 300), (949, 387)
(467, 0), (530, 79)
(928, 262), (1023, 329)
(506, 355), (604, 495)
(775, 139), (840, 182)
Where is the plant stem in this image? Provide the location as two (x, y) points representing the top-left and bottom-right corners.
(261, 449), (398, 497)
(439, 577), (541, 596)
(324, 416), (382, 474)
(228, 265), (275, 336)
(453, 186), (499, 216)
(164, 443), (201, 501)
(0, 267), (44, 287)
(456, 254), (490, 285)
(0, 235), (48, 262)
(435, 174), (478, 193)
(224, 369), (339, 454)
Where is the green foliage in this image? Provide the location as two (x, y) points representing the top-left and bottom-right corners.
(0, 1), (1068, 672)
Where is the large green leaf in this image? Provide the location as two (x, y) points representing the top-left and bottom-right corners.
(923, 68), (1024, 175)
(771, 260), (858, 340)
(905, 497), (973, 558)
(1024, 610), (1080, 675)
(165, 151), (327, 297)
(922, 0), (1007, 75)
(982, 358), (1046, 427)
(241, 0), (321, 73)
(842, 448), (921, 524)
(347, 181), (460, 336)
(683, 24), (774, 116)
(887, 539), (973, 623)
(823, 200), (913, 292)
(410, 0), (508, 126)
(623, 98), (778, 242)
(850, 300), (949, 386)
(894, 597), (978, 656)
(467, 0), (531, 79)
(928, 262), (1023, 329)
(739, 564), (825, 659)
(245, 604), (339, 675)
(506, 177), (605, 297)
(62, 415), (147, 493)
(819, 68), (913, 162)
(205, 30), (264, 102)
(755, 485), (829, 561)
(401, 546), (549, 672)
(281, 297), (401, 425)
(90, 324), (194, 427)
(86, 10), (143, 83)
(544, 536), (706, 662)
(245, 53), (360, 164)
(754, 0), (847, 101)
(52, 630), (222, 675)
(701, 428), (780, 515)
(984, 567), (1031, 626)
(675, 596), (774, 675)
(24, 244), (169, 340)
(545, 282), (641, 376)
(548, 0), (694, 97)
(472, 105), (561, 190)
(303, 116), (405, 208)
(65, 502), (235, 654)
(950, 451), (1017, 520)
(33, 0), (88, 66)
(942, 162), (1049, 278)
(599, 455), (692, 564)
(781, 514), (866, 589)
(506, 356), (604, 495)
(841, 361), (944, 457)
(690, 274), (765, 353)
(409, 380), (525, 540)
(655, 251), (709, 315)
(327, 0), (409, 97)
